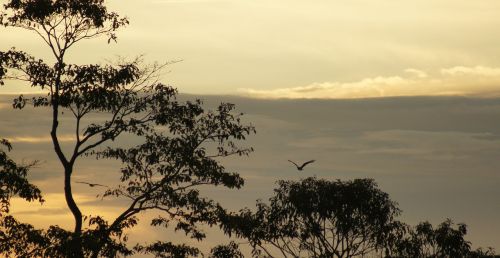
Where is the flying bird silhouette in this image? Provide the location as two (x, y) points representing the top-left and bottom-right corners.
(75, 181), (108, 188)
(288, 160), (315, 171)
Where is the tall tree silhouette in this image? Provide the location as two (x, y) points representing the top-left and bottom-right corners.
(0, 0), (254, 256)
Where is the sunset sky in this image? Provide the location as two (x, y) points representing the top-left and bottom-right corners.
(1, 0), (500, 255)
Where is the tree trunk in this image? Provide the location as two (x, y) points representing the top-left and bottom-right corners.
(64, 166), (84, 257)
(64, 167), (82, 233)
(51, 96), (84, 256)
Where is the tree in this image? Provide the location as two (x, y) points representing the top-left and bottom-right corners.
(390, 219), (474, 258)
(0, 0), (255, 256)
(220, 177), (401, 258)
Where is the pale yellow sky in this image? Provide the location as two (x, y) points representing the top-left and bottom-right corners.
(1, 0), (500, 97)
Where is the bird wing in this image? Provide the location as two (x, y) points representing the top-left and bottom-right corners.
(76, 181), (107, 187)
(288, 160), (299, 168)
(301, 160), (315, 168)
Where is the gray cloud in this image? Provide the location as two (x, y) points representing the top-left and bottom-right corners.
(2, 95), (500, 250)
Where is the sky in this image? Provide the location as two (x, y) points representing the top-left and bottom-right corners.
(1, 0), (500, 255)
(1, 0), (500, 97)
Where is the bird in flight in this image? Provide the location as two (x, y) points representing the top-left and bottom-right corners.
(75, 181), (108, 188)
(288, 160), (315, 171)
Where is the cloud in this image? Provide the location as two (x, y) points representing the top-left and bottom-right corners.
(8, 135), (75, 143)
(2, 95), (500, 250)
(240, 76), (411, 99)
(289, 130), (500, 159)
(239, 66), (500, 99)
(405, 68), (428, 78)
(441, 66), (500, 77)
(13, 208), (69, 216)
(356, 130), (500, 159)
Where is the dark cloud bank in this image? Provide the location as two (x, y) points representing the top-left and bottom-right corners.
(1, 94), (500, 249)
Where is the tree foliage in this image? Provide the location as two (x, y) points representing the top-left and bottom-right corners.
(220, 177), (401, 258)
(390, 219), (472, 258)
(219, 177), (496, 258)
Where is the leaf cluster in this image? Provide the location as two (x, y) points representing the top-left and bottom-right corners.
(209, 241), (244, 258)
(0, 139), (43, 214)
